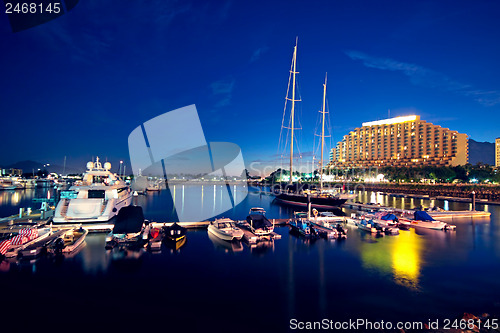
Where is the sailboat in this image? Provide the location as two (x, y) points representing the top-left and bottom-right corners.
(275, 40), (347, 210)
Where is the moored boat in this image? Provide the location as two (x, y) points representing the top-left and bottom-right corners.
(273, 41), (347, 210)
(49, 227), (88, 254)
(53, 157), (132, 224)
(162, 222), (187, 250)
(3, 227), (53, 258)
(275, 192), (347, 210)
(105, 206), (150, 250)
(18, 229), (66, 259)
(354, 217), (384, 235)
(207, 218), (244, 241)
(245, 208), (274, 236)
(400, 210), (456, 231)
(289, 213), (319, 239)
(309, 210), (347, 239)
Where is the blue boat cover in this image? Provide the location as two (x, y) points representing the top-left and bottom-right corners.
(414, 210), (435, 221)
(381, 213), (398, 221)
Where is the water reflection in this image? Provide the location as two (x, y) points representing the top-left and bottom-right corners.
(0, 188), (51, 217)
(0, 260), (10, 272)
(208, 232), (243, 253)
(163, 237), (187, 253)
(2, 186), (500, 324)
(107, 248), (144, 272)
(246, 239), (274, 255)
(80, 234), (111, 274)
(318, 240), (327, 317)
(360, 229), (424, 290)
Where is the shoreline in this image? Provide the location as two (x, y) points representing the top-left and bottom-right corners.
(253, 181), (500, 205)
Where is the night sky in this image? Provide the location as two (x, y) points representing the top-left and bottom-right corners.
(1, 0), (499, 175)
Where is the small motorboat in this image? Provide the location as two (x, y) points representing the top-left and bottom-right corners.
(18, 229), (66, 259)
(400, 210), (456, 230)
(146, 227), (163, 251)
(310, 210), (347, 239)
(162, 222), (187, 250)
(4, 227), (53, 258)
(105, 206), (150, 250)
(312, 209), (346, 224)
(355, 218), (384, 235)
(49, 227), (88, 254)
(207, 218), (244, 241)
(289, 213), (320, 239)
(369, 213), (400, 235)
(246, 208), (274, 236)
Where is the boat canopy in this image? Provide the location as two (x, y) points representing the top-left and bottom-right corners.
(247, 213), (272, 229)
(381, 213), (398, 221)
(414, 210), (435, 221)
(112, 206), (145, 234)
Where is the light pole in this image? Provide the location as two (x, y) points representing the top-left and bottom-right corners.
(472, 191), (476, 211)
(119, 161), (123, 178)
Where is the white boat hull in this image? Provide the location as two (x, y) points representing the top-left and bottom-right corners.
(53, 195), (132, 224)
(207, 224), (243, 241)
(400, 219), (447, 230)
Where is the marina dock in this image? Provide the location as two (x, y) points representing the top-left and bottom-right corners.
(343, 201), (491, 219)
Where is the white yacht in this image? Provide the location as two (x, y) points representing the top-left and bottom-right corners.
(53, 157), (133, 224)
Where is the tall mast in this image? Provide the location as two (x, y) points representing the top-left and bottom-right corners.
(289, 37), (298, 185)
(320, 73), (327, 191)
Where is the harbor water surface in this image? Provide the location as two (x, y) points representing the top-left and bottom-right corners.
(1, 185), (499, 332)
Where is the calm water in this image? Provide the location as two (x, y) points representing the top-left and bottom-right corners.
(1, 185), (499, 332)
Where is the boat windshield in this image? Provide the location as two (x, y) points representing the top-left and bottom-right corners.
(92, 175), (111, 185)
(250, 208), (265, 215)
(218, 222), (232, 228)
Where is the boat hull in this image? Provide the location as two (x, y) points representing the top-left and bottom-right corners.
(400, 219), (447, 230)
(53, 195), (132, 224)
(275, 193), (347, 209)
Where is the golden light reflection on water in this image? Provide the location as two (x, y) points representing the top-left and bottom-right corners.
(12, 192), (20, 205)
(360, 229), (424, 290)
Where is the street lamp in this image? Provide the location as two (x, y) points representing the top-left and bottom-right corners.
(472, 191), (476, 211)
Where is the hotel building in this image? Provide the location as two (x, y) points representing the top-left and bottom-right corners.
(329, 115), (468, 168)
(496, 138), (500, 167)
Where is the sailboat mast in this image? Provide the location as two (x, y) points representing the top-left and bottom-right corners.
(289, 38), (298, 185)
(320, 73), (327, 190)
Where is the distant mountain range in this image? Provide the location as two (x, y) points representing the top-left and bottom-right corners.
(1, 160), (82, 175)
(468, 139), (495, 165)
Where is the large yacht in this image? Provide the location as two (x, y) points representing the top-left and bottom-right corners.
(53, 157), (133, 224)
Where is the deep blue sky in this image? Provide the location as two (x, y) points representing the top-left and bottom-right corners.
(1, 0), (499, 174)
